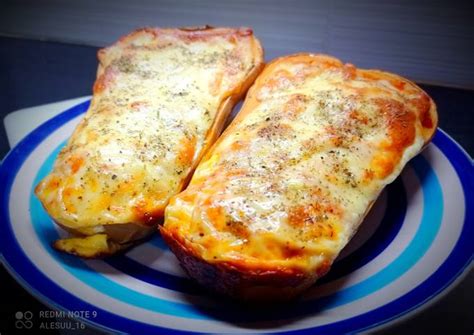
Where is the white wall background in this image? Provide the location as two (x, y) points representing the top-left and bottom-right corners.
(1, 0), (473, 88)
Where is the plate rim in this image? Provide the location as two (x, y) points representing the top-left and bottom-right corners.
(0, 100), (473, 334)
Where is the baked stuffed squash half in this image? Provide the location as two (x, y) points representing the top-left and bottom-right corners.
(35, 26), (264, 258)
(161, 53), (437, 300)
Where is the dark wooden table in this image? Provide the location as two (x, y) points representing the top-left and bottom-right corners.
(0, 36), (473, 335)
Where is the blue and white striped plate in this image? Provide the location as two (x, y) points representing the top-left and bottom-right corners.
(1, 100), (473, 334)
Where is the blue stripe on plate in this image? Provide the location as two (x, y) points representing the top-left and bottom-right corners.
(104, 256), (201, 295)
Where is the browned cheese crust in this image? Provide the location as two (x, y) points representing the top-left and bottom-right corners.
(35, 26), (264, 257)
(161, 53), (437, 300)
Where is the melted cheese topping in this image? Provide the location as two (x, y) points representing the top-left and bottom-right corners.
(35, 27), (262, 232)
(53, 234), (119, 258)
(164, 54), (437, 273)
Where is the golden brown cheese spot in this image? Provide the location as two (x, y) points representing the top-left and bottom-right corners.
(363, 168), (376, 183)
(287, 203), (339, 239)
(204, 203), (227, 231)
(370, 97), (416, 179)
(309, 55), (342, 69)
(221, 168), (248, 180)
(67, 156), (84, 173)
(342, 63), (356, 80)
(391, 79), (406, 91)
(93, 68), (117, 94)
(281, 243), (308, 259)
(176, 135), (197, 167)
(225, 220), (250, 240)
(175, 191), (197, 204)
(316, 259), (331, 277)
(223, 49), (246, 76)
(349, 110), (369, 125)
(132, 199), (164, 226)
(326, 125), (346, 147)
(130, 101), (150, 110)
(92, 193), (112, 213)
(86, 130), (98, 142)
(360, 71), (407, 92)
(411, 92), (433, 129)
(39, 176), (60, 195)
(230, 140), (248, 152)
(261, 69), (294, 93)
(283, 94), (308, 120)
(359, 70), (381, 82)
(370, 153), (395, 180)
(62, 187), (78, 214)
(382, 98), (416, 151)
